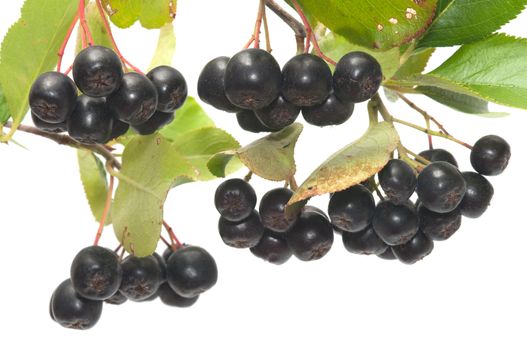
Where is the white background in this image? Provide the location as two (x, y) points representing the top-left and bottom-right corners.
(1, 1), (526, 349)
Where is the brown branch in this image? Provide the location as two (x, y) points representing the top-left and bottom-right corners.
(265, 0), (306, 53)
(2, 121), (122, 169)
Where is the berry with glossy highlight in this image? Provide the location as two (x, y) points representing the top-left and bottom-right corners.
(29, 71), (77, 123)
(302, 93), (354, 127)
(333, 52), (382, 103)
(67, 95), (114, 144)
(459, 171), (494, 218)
(131, 110), (174, 135)
(372, 200), (419, 246)
(417, 203), (461, 241)
(158, 283), (199, 307)
(218, 210), (264, 248)
(250, 230), (293, 265)
(392, 231), (434, 265)
(119, 255), (162, 301)
(342, 226), (388, 255)
(328, 184), (375, 233)
(147, 65), (187, 112)
(259, 188), (299, 232)
(419, 149), (458, 167)
(286, 209), (334, 261)
(470, 135), (511, 176)
(255, 95), (300, 131)
(378, 159), (417, 204)
(198, 56), (240, 112)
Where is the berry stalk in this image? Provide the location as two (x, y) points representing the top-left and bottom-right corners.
(163, 220), (183, 249)
(264, 0), (306, 53)
(57, 14), (79, 72)
(78, 0), (94, 46)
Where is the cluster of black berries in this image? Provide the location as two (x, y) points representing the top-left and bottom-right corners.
(215, 179), (333, 263)
(214, 134), (510, 265)
(198, 49), (382, 132)
(29, 45), (187, 142)
(49, 244), (217, 330)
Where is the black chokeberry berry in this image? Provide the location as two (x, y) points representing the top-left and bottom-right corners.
(224, 48), (281, 109)
(71, 246), (122, 301)
(417, 203), (461, 241)
(68, 95), (114, 144)
(108, 72), (158, 125)
(378, 159), (417, 203)
(51, 279), (103, 330)
(333, 52), (382, 103)
(158, 283), (199, 307)
(417, 161), (467, 213)
(218, 210), (264, 248)
(255, 95), (300, 131)
(286, 209), (334, 261)
(250, 230), (293, 265)
(119, 255), (162, 301)
(377, 248), (396, 260)
(259, 188), (299, 233)
(470, 135), (511, 176)
(153, 252), (167, 283)
(328, 184), (375, 233)
(105, 291), (127, 305)
(214, 178), (257, 222)
(372, 200), (419, 246)
(29, 71), (77, 123)
(419, 149), (458, 167)
(281, 54), (332, 107)
(342, 226), (388, 255)
(236, 110), (273, 133)
(108, 118), (129, 141)
(166, 246), (218, 298)
(31, 113), (67, 133)
(302, 93), (354, 127)
(459, 171), (494, 218)
(132, 110), (174, 135)
(198, 56), (240, 113)
(73, 45), (123, 97)
(147, 65), (187, 112)
(162, 247), (174, 262)
(392, 231), (434, 265)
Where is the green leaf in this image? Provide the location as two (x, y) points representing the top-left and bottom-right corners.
(237, 123), (303, 181)
(171, 127), (242, 181)
(75, 2), (113, 53)
(0, 83), (9, 124)
(139, 0), (175, 29)
(207, 151), (238, 178)
(0, 0), (79, 141)
(427, 34), (527, 109)
(296, 0), (438, 50)
(102, 0), (141, 28)
(419, 0), (527, 47)
(160, 97), (215, 140)
(318, 33), (400, 79)
(416, 86), (507, 117)
(393, 47), (435, 79)
(288, 122), (399, 205)
(112, 134), (197, 257)
(148, 23), (176, 70)
(77, 149), (112, 224)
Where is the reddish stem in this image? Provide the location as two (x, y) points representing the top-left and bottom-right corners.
(163, 220), (182, 248)
(78, 0), (94, 45)
(291, 0), (336, 65)
(244, 36), (255, 49)
(64, 64), (73, 75)
(114, 244), (122, 253)
(95, 0), (144, 74)
(57, 14), (79, 72)
(252, 0), (265, 49)
(94, 175), (115, 246)
(160, 235), (172, 249)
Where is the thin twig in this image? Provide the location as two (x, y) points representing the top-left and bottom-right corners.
(163, 220), (183, 248)
(253, 0), (265, 49)
(264, 0), (306, 53)
(57, 14), (79, 72)
(396, 92), (451, 136)
(262, 6), (272, 52)
(78, 0), (94, 45)
(2, 122), (122, 169)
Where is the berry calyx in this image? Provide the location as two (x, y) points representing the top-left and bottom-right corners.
(50, 279), (103, 330)
(214, 178), (257, 222)
(119, 255), (162, 301)
(131, 110), (174, 135)
(108, 72), (158, 125)
(392, 231), (434, 265)
(147, 65), (187, 112)
(29, 71), (77, 123)
(255, 95), (300, 131)
(218, 210), (264, 248)
(236, 110), (273, 133)
(224, 48), (281, 109)
(67, 95), (114, 144)
(302, 93), (354, 127)
(417, 203), (462, 241)
(419, 149), (458, 167)
(416, 161), (467, 213)
(470, 135), (511, 176)
(341, 226), (388, 255)
(372, 200), (419, 246)
(250, 230), (293, 265)
(459, 171), (494, 218)
(378, 159), (417, 204)
(73, 45), (123, 97)
(70, 246), (122, 301)
(158, 283), (199, 307)
(281, 53), (332, 107)
(333, 52), (382, 103)
(166, 246), (218, 298)
(197, 56), (240, 113)
(286, 209), (334, 261)
(259, 188), (299, 232)
(328, 184), (375, 233)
